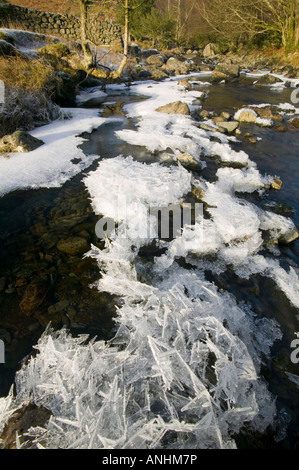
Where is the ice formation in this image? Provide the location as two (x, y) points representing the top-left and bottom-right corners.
(1, 75), (298, 449)
(0, 108), (117, 196)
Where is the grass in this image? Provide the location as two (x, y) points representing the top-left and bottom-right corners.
(7, 0), (81, 16)
(0, 49), (83, 138)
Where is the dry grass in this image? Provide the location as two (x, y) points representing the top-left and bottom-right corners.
(7, 0), (80, 16)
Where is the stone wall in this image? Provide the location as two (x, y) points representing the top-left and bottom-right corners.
(0, 3), (123, 48)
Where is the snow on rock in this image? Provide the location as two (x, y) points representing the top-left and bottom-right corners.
(0, 109), (117, 196)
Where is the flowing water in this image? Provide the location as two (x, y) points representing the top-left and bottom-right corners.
(0, 75), (299, 449)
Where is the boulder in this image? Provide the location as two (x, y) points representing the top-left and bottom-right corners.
(234, 108), (257, 123)
(163, 57), (190, 75)
(145, 54), (165, 67)
(0, 131), (44, 154)
(214, 62), (240, 78)
(139, 48), (160, 59)
(156, 101), (190, 115)
(143, 66), (168, 81)
(255, 74), (284, 86)
(203, 43), (219, 58)
(211, 71), (228, 83)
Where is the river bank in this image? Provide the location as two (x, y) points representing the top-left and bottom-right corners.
(0, 28), (299, 449)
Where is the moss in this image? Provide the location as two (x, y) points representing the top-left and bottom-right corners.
(38, 42), (71, 59)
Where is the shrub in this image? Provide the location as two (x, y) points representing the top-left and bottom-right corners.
(0, 87), (64, 138)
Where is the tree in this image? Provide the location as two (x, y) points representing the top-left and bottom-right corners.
(79, 0), (94, 67)
(196, 0), (299, 50)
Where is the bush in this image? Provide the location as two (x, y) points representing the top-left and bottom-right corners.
(0, 87), (64, 138)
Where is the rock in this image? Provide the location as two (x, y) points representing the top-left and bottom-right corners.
(139, 48), (160, 59)
(199, 110), (209, 119)
(217, 121), (239, 134)
(289, 118), (299, 128)
(57, 237), (89, 256)
(250, 107), (274, 120)
(178, 78), (192, 90)
(19, 281), (47, 317)
(234, 108), (257, 123)
(278, 227), (299, 245)
(192, 187), (205, 200)
(274, 124), (287, 132)
(145, 54), (165, 67)
(203, 43), (219, 58)
(156, 101), (190, 115)
(214, 63), (240, 78)
(48, 299), (70, 315)
(176, 153), (202, 171)
(0, 39), (18, 57)
(272, 114), (283, 122)
(0, 131), (44, 154)
(163, 57), (190, 75)
(271, 178), (283, 191)
(143, 66), (168, 81)
(0, 277), (6, 292)
(199, 123), (225, 133)
(220, 112), (231, 120)
(0, 404), (52, 449)
(211, 70), (229, 83)
(255, 74), (284, 86)
(212, 116), (225, 124)
(38, 43), (70, 58)
(248, 137), (257, 144)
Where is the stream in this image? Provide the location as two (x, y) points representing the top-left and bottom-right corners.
(0, 74), (299, 449)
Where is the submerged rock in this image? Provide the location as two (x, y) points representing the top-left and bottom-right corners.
(0, 404), (52, 449)
(0, 131), (44, 154)
(57, 237), (89, 256)
(156, 101), (190, 115)
(19, 281), (48, 317)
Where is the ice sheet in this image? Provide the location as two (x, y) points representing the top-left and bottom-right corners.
(0, 109), (116, 196)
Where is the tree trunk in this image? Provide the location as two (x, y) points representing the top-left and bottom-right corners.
(80, 0), (93, 68)
(110, 0), (129, 79)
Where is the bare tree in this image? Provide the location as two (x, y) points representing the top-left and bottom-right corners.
(79, 0), (94, 67)
(196, 0), (299, 49)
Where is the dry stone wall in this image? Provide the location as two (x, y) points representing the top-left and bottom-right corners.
(0, 3), (123, 48)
